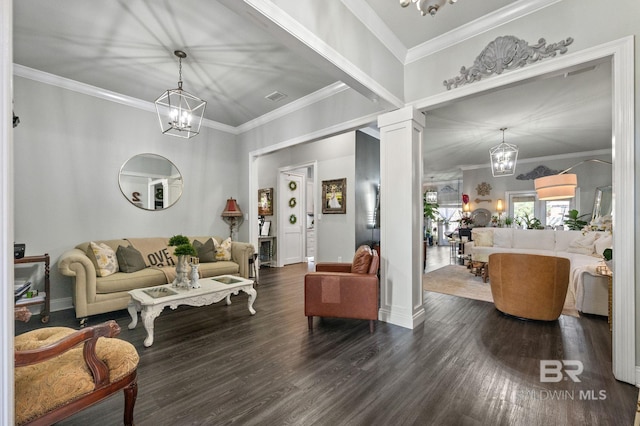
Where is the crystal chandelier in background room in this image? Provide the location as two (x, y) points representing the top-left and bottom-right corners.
(490, 128), (518, 177)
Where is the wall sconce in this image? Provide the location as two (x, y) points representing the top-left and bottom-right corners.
(221, 198), (244, 239)
(496, 199), (504, 213)
(462, 203), (470, 213)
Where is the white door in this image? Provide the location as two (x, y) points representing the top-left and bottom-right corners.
(280, 173), (304, 265)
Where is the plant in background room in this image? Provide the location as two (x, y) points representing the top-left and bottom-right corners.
(603, 247), (613, 272)
(521, 212), (543, 229)
(459, 216), (474, 227)
(564, 209), (589, 231)
(423, 195), (440, 244)
(504, 216), (514, 227)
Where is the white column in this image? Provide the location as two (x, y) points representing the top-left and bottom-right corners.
(377, 107), (425, 329)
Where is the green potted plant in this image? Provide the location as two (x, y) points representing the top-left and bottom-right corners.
(504, 216), (514, 227)
(168, 235), (196, 287)
(168, 234), (196, 256)
(603, 247), (613, 272)
(564, 209), (589, 231)
(521, 212), (543, 229)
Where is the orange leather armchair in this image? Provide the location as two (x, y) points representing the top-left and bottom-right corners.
(305, 245), (380, 333)
(489, 253), (570, 321)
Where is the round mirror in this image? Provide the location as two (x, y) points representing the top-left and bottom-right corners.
(118, 153), (183, 210)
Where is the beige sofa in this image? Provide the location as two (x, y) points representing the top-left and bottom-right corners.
(59, 236), (255, 320)
(465, 228), (611, 316)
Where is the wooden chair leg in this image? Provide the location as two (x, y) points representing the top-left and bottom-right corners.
(369, 320), (375, 334)
(123, 379), (138, 426)
(307, 316), (313, 330)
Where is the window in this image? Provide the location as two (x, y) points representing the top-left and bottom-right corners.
(506, 190), (578, 228)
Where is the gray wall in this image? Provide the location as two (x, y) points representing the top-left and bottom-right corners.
(355, 131), (380, 248)
(462, 153), (612, 220)
(13, 76), (238, 310)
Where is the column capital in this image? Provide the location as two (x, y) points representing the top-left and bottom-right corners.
(378, 106), (425, 129)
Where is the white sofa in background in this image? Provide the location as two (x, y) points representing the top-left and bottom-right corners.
(464, 228), (612, 316)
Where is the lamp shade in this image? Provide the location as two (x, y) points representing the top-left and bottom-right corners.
(221, 198), (243, 217)
(496, 199), (504, 212)
(534, 174), (577, 200)
(463, 203), (470, 213)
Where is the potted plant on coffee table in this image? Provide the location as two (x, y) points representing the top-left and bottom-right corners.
(169, 235), (196, 287)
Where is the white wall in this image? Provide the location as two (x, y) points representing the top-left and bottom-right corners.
(256, 132), (356, 262)
(13, 76), (239, 308)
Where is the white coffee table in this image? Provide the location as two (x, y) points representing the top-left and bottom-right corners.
(127, 275), (257, 347)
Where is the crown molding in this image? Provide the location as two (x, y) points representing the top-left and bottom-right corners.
(340, 0), (408, 63)
(405, 0), (562, 64)
(14, 65), (356, 137)
(459, 148), (612, 171)
(13, 64), (238, 135)
(236, 82), (350, 134)
(244, 0), (404, 109)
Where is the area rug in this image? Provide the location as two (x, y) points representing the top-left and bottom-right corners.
(423, 265), (579, 318)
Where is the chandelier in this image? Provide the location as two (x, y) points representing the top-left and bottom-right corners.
(489, 128), (518, 177)
(155, 50), (207, 139)
(400, 0), (457, 17)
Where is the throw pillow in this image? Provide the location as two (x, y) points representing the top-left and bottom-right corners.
(215, 237), (232, 261)
(566, 233), (599, 256)
(193, 238), (216, 263)
(594, 234), (613, 258)
(351, 245), (373, 274)
(88, 242), (119, 277)
(116, 245), (147, 273)
(473, 230), (494, 247)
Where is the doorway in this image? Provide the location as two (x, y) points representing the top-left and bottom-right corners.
(418, 38), (634, 384)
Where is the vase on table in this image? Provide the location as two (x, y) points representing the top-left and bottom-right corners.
(172, 255), (190, 288)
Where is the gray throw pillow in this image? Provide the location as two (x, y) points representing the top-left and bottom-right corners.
(193, 238), (216, 263)
(116, 245), (147, 273)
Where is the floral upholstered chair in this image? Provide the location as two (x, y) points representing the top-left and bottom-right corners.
(14, 320), (139, 425)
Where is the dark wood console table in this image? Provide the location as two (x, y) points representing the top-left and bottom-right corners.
(15, 253), (50, 323)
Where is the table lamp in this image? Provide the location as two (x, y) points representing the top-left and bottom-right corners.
(221, 198), (244, 239)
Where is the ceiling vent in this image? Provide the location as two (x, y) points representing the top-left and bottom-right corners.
(265, 91), (287, 102)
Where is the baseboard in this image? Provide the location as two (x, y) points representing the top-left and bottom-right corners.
(378, 306), (425, 330)
(50, 297), (73, 313)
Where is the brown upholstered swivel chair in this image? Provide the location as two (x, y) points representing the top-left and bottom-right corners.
(305, 245), (380, 333)
(14, 320), (139, 426)
(488, 253), (571, 321)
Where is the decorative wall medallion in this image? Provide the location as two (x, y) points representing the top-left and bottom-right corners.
(476, 182), (492, 196)
(440, 184), (457, 193)
(443, 36), (574, 90)
(516, 165), (561, 180)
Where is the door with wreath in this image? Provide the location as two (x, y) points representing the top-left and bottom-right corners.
(279, 172), (304, 265)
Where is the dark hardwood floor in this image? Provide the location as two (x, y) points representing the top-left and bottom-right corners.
(16, 249), (638, 425)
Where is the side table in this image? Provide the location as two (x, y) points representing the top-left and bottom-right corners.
(595, 264), (612, 331)
(15, 253), (50, 323)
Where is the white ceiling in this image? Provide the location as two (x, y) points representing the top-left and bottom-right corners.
(13, 0), (611, 180)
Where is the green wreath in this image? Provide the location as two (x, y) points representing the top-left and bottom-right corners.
(289, 214), (297, 224)
(289, 197), (297, 208)
(288, 181), (297, 191)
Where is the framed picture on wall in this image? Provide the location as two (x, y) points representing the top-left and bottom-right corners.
(322, 178), (346, 214)
(258, 188), (274, 216)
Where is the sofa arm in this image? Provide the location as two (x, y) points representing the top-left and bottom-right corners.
(58, 249), (97, 318)
(464, 241), (475, 252)
(304, 272), (379, 320)
(315, 263), (352, 273)
(231, 242), (255, 278)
